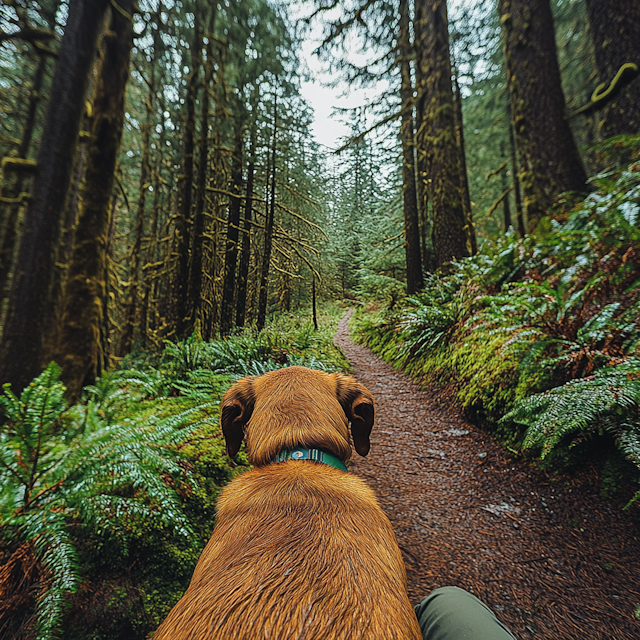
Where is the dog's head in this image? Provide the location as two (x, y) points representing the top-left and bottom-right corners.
(220, 366), (375, 466)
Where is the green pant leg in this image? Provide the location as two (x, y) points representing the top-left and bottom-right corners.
(414, 586), (517, 640)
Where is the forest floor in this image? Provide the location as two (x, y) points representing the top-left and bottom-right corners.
(334, 311), (640, 640)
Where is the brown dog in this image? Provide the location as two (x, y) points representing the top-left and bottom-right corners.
(154, 366), (421, 640)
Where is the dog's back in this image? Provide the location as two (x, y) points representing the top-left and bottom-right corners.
(154, 462), (421, 639)
(154, 368), (422, 639)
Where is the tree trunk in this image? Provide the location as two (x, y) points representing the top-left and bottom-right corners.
(186, 9), (216, 336)
(236, 103), (258, 329)
(500, 142), (512, 233)
(399, 0), (423, 294)
(508, 110), (526, 237)
(453, 69), (476, 255)
(54, 0), (133, 400)
(499, 0), (587, 230)
(220, 107), (245, 335)
(0, 0), (110, 392)
(0, 53), (46, 299)
(584, 0), (640, 138)
(140, 150), (165, 345)
(256, 89), (277, 332)
(119, 91), (152, 357)
(167, 24), (201, 339)
(312, 273), (318, 331)
(414, 113), (434, 273)
(415, 0), (469, 268)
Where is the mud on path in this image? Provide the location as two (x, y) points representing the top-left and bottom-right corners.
(334, 312), (640, 640)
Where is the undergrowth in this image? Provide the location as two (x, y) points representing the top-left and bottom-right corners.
(353, 140), (640, 504)
(0, 307), (348, 640)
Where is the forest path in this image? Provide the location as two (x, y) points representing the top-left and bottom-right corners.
(334, 311), (640, 640)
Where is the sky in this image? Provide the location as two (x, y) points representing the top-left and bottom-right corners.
(298, 38), (370, 151)
(292, 4), (377, 152)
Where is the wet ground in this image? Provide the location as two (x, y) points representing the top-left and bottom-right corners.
(335, 311), (640, 639)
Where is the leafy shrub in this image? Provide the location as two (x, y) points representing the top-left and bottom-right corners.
(0, 364), (200, 639)
(501, 359), (640, 506)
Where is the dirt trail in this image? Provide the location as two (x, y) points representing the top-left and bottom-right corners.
(334, 311), (640, 640)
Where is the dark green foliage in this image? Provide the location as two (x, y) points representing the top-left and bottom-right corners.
(353, 143), (640, 496)
(0, 364), (198, 639)
(501, 360), (640, 499)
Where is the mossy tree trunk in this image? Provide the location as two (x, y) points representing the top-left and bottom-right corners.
(220, 102), (246, 335)
(508, 110), (526, 237)
(398, 0), (423, 294)
(139, 134), (165, 346)
(119, 80), (153, 357)
(167, 24), (201, 339)
(186, 8), (216, 336)
(500, 142), (512, 233)
(256, 88), (277, 332)
(415, 0), (470, 268)
(584, 0), (640, 137)
(55, 0), (133, 400)
(0, 3), (59, 303)
(0, 0), (110, 392)
(499, 0), (587, 230)
(453, 70), (476, 255)
(236, 97), (258, 329)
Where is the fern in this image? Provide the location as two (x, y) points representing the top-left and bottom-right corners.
(0, 364), (199, 639)
(502, 359), (640, 463)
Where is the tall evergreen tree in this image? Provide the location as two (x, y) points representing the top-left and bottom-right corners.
(256, 87), (278, 332)
(415, 0), (469, 267)
(398, 0), (423, 293)
(0, 0), (110, 391)
(55, 0), (134, 400)
(499, 0), (587, 229)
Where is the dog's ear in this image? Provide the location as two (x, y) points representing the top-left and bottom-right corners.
(220, 377), (256, 457)
(334, 374), (375, 457)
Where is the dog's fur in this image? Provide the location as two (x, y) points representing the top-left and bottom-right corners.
(154, 366), (421, 640)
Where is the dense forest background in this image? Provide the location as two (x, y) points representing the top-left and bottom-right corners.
(0, 0), (639, 638)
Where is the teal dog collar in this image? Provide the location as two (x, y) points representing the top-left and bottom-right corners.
(272, 447), (348, 472)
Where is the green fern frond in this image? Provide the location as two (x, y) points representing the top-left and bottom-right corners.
(502, 359), (640, 461)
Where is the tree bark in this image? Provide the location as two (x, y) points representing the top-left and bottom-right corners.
(119, 88), (152, 357)
(0, 53), (47, 301)
(220, 107), (245, 335)
(54, 0), (133, 399)
(236, 102), (258, 329)
(186, 9), (216, 336)
(312, 273), (318, 331)
(453, 69), (476, 255)
(507, 110), (526, 237)
(0, 0), (110, 392)
(415, 0), (469, 268)
(500, 142), (512, 233)
(584, 0), (640, 138)
(399, 0), (423, 293)
(499, 0), (587, 230)
(256, 89), (277, 332)
(167, 23), (201, 339)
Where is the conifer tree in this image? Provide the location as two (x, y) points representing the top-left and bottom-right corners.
(415, 0), (469, 267)
(165, 20), (201, 339)
(0, 0), (110, 391)
(56, 0), (134, 399)
(256, 87), (278, 332)
(236, 96), (259, 328)
(499, 0), (587, 229)
(398, 0), (423, 293)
